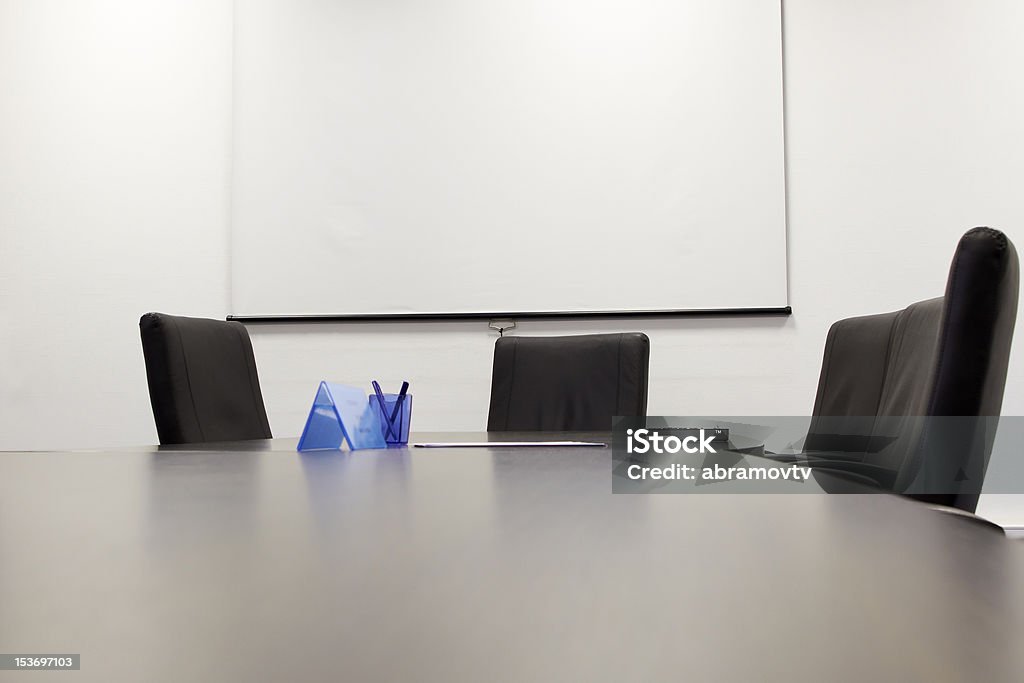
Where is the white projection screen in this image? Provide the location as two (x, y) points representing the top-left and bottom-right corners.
(231, 0), (787, 318)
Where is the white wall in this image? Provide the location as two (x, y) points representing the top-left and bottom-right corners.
(1, 0), (1022, 524)
(0, 0), (233, 450)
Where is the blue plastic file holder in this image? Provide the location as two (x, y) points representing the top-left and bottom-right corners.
(369, 393), (413, 446)
(297, 382), (387, 451)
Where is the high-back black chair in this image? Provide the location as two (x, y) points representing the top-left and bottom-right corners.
(140, 313), (272, 444)
(803, 227), (1018, 512)
(486, 333), (650, 431)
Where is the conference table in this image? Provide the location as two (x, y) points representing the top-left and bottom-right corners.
(2, 434), (1023, 682)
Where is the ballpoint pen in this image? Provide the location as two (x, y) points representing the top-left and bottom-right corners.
(387, 381), (410, 435)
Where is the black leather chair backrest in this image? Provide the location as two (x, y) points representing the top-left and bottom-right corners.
(140, 313), (273, 444)
(487, 333), (650, 431)
(807, 227), (1018, 511)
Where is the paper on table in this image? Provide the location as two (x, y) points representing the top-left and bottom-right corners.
(413, 441), (606, 448)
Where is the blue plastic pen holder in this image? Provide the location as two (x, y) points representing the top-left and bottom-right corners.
(370, 393), (412, 446)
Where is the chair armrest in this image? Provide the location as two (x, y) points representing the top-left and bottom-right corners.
(761, 452), (897, 489)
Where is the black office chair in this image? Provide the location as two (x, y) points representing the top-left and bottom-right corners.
(486, 333), (650, 431)
(139, 313), (273, 445)
(792, 227), (1018, 513)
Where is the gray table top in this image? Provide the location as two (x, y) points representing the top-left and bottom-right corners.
(1, 434), (1023, 682)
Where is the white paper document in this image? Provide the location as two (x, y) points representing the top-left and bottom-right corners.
(413, 441), (606, 449)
